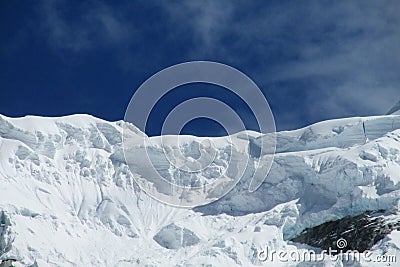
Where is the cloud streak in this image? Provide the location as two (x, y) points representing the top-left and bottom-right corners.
(39, 0), (132, 52)
(33, 0), (400, 131)
(163, 1), (400, 129)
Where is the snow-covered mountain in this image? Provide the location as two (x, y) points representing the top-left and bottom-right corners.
(0, 114), (400, 266)
(387, 100), (400, 115)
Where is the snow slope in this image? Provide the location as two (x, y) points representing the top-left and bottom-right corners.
(0, 114), (400, 266)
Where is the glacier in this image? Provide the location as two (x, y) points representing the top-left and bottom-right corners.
(387, 100), (400, 115)
(0, 114), (400, 266)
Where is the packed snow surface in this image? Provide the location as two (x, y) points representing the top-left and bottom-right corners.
(0, 114), (400, 266)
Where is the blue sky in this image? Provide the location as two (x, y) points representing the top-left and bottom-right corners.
(1, 1), (399, 136)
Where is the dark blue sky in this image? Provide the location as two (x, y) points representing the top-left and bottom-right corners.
(1, 1), (399, 136)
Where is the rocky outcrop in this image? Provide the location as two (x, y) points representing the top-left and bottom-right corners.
(0, 212), (12, 258)
(291, 210), (400, 253)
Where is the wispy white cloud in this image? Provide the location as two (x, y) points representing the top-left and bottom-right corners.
(162, 0), (234, 57)
(161, 1), (400, 127)
(35, 0), (400, 129)
(39, 0), (132, 52)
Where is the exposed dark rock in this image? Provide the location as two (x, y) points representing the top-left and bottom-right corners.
(291, 210), (400, 253)
(248, 138), (261, 158)
(0, 259), (17, 267)
(0, 211), (12, 256)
